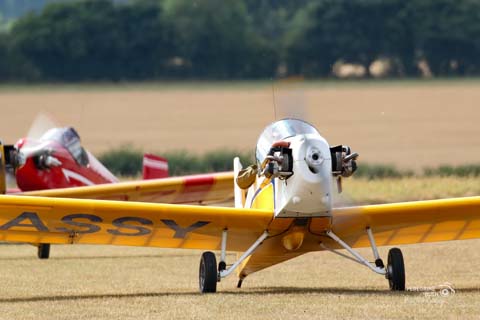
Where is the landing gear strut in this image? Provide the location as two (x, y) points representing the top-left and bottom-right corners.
(198, 230), (269, 293)
(324, 228), (405, 291)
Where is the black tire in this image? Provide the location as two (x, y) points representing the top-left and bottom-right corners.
(199, 251), (217, 293)
(37, 243), (50, 259)
(387, 248), (405, 291)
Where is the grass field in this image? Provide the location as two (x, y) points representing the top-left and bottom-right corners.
(0, 80), (479, 169)
(0, 241), (478, 320)
(0, 177), (479, 319)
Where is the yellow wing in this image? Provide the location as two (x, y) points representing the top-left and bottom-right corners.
(239, 197), (480, 278)
(327, 196), (480, 248)
(0, 195), (272, 252)
(20, 172), (234, 205)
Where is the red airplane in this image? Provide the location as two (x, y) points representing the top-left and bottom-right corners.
(5, 127), (169, 193)
(0, 127), (233, 259)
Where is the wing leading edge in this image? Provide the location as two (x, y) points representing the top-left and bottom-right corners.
(0, 195), (272, 252)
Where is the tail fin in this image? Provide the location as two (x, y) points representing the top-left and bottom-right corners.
(142, 154), (169, 180)
(233, 157), (244, 208)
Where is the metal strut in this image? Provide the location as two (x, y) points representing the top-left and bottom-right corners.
(325, 229), (386, 275)
(366, 227), (385, 268)
(319, 243), (365, 266)
(366, 227), (381, 260)
(220, 229), (228, 264)
(217, 229), (229, 276)
(219, 231), (269, 279)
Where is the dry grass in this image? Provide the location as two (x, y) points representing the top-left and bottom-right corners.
(0, 242), (478, 320)
(0, 177), (478, 319)
(337, 176), (480, 205)
(0, 80), (479, 169)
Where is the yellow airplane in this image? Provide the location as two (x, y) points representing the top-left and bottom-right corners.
(0, 118), (479, 293)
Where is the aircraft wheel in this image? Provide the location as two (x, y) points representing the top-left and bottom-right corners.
(37, 243), (50, 259)
(387, 248), (405, 291)
(199, 251), (217, 293)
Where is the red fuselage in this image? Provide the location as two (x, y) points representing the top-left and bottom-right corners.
(15, 133), (118, 192)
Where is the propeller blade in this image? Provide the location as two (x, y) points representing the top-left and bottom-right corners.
(273, 79), (308, 121)
(17, 113), (59, 158)
(26, 113), (58, 141)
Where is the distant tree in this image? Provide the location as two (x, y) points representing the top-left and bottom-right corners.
(0, 0), (47, 20)
(243, 0), (307, 45)
(0, 33), (10, 80)
(286, 0), (463, 78)
(0, 12), (4, 29)
(242, 0), (308, 77)
(284, 1), (340, 77)
(11, 0), (118, 80)
(10, 0), (173, 81)
(113, 0), (174, 79)
(412, 0), (480, 76)
(164, 0), (276, 79)
(378, 0), (420, 76)
(4, 0), (480, 81)
(330, 0), (389, 76)
(0, 0), (129, 20)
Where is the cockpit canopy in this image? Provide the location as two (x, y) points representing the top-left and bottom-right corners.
(41, 127), (89, 166)
(255, 119), (320, 164)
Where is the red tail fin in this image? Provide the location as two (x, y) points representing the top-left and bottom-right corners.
(142, 154), (169, 180)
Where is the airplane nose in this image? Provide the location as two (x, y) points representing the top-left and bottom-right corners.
(306, 145), (325, 173)
(273, 133), (333, 218)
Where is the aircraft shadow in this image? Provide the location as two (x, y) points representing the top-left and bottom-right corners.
(1, 286), (478, 303)
(235, 286), (480, 296)
(0, 254), (196, 261)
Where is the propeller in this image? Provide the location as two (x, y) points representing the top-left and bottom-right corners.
(26, 113), (58, 142)
(271, 78), (358, 207)
(272, 78), (308, 121)
(4, 113), (60, 189)
(17, 113), (58, 152)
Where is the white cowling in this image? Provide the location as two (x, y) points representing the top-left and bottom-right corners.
(273, 133), (333, 218)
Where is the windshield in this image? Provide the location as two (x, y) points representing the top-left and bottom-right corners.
(41, 127), (89, 166)
(255, 119), (319, 163)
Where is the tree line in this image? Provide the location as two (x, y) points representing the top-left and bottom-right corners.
(0, 0), (479, 82)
